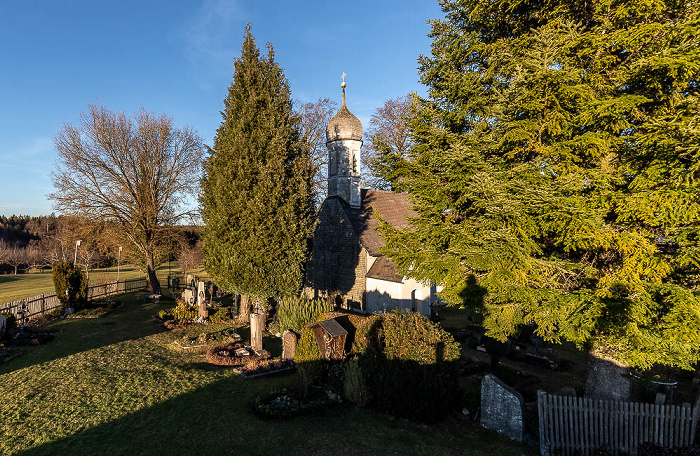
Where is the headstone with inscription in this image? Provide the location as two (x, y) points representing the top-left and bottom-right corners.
(196, 282), (206, 307)
(186, 274), (194, 288)
(480, 374), (524, 442)
(182, 289), (195, 306)
(282, 330), (297, 361)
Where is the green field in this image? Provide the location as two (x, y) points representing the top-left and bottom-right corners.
(0, 293), (535, 456)
(0, 263), (203, 304)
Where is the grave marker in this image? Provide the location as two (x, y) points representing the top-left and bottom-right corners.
(480, 374), (524, 442)
(282, 330), (297, 361)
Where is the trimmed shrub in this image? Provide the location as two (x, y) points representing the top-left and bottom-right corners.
(277, 295), (333, 333)
(343, 357), (370, 406)
(379, 310), (461, 364)
(354, 310), (461, 423)
(52, 261), (88, 311)
(294, 327), (322, 363)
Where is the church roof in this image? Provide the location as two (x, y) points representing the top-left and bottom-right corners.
(366, 256), (404, 283)
(326, 85), (363, 142)
(345, 189), (416, 257)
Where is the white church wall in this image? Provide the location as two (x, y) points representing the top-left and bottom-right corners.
(365, 277), (432, 316)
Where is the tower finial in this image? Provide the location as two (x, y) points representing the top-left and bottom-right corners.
(341, 72), (347, 106)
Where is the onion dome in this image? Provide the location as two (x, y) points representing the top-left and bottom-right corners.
(326, 81), (363, 142)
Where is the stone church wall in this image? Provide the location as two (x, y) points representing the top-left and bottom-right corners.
(304, 198), (365, 310)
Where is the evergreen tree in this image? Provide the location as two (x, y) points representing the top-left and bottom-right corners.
(379, 0), (700, 370)
(201, 26), (315, 309)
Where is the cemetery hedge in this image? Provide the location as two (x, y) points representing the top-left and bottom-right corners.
(294, 310), (461, 422)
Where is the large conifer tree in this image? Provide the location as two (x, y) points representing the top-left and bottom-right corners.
(201, 27), (315, 307)
(380, 0), (700, 370)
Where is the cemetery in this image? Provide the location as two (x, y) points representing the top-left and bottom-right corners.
(2, 262), (700, 456)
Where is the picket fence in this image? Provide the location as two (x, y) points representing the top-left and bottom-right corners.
(537, 391), (700, 456)
(0, 277), (148, 321)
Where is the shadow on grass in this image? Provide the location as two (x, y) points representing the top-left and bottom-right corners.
(0, 275), (22, 285)
(0, 293), (170, 374)
(8, 362), (534, 456)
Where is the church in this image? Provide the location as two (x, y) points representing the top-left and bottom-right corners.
(304, 81), (438, 316)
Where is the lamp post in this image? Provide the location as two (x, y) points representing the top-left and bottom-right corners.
(73, 240), (81, 267)
(116, 246), (122, 283)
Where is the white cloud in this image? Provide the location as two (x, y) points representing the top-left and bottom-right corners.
(180, 0), (245, 85)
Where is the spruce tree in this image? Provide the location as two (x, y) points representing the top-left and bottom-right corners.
(379, 1), (700, 370)
(201, 26), (315, 309)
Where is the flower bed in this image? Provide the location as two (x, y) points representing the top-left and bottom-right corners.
(163, 319), (200, 330)
(238, 359), (295, 379)
(252, 388), (327, 419)
(206, 342), (256, 366)
(174, 330), (242, 350)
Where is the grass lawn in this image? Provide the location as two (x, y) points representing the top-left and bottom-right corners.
(0, 263), (205, 304)
(0, 293), (535, 456)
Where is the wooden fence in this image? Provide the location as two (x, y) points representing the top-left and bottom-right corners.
(0, 277), (148, 322)
(538, 391), (700, 456)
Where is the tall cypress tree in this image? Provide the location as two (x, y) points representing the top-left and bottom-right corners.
(201, 26), (315, 308)
(379, 1), (700, 371)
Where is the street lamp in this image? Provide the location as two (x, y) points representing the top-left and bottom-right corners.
(73, 240), (81, 267)
(117, 246), (123, 283)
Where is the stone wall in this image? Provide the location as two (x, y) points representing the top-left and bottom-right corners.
(304, 197), (365, 310)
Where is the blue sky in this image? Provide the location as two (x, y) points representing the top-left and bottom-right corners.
(0, 0), (443, 217)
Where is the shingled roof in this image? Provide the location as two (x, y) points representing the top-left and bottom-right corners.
(366, 256), (404, 282)
(345, 189), (416, 257)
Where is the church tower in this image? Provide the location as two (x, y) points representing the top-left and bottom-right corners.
(326, 77), (362, 208)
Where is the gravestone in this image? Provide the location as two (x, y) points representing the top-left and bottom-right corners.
(186, 274), (194, 288)
(480, 374), (524, 442)
(585, 356), (630, 402)
(182, 289), (195, 306)
(196, 282), (206, 307)
(0, 315), (6, 339)
(282, 330), (297, 361)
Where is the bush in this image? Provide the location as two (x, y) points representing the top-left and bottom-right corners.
(294, 327), (322, 363)
(158, 300), (198, 320)
(52, 261), (88, 311)
(343, 357), (370, 406)
(1, 311), (17, 331)
(354, 310), (461, 423)
(277, 295), (333, 333)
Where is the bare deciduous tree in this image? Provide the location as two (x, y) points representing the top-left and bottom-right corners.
(51, 105), (203, 295)
(178, 241), (203, 273)
(3, 243), (28, 275)
(362, 95), (414, 190)
(296, 97), (337, 207)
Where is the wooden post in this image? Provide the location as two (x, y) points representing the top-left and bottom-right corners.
(250, 312), (263, 352)
(40, 294), (45, 315)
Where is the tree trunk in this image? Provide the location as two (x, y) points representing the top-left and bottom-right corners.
(239, 295), (250, 321)
(146, 252), (161, 295)
(585, 354), (630, 402)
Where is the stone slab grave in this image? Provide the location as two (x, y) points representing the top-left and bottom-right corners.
(282, 330), (297, 361)
(480, 374), (524, 442)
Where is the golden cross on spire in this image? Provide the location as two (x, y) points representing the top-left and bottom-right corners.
(341, 72), (347, 84)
